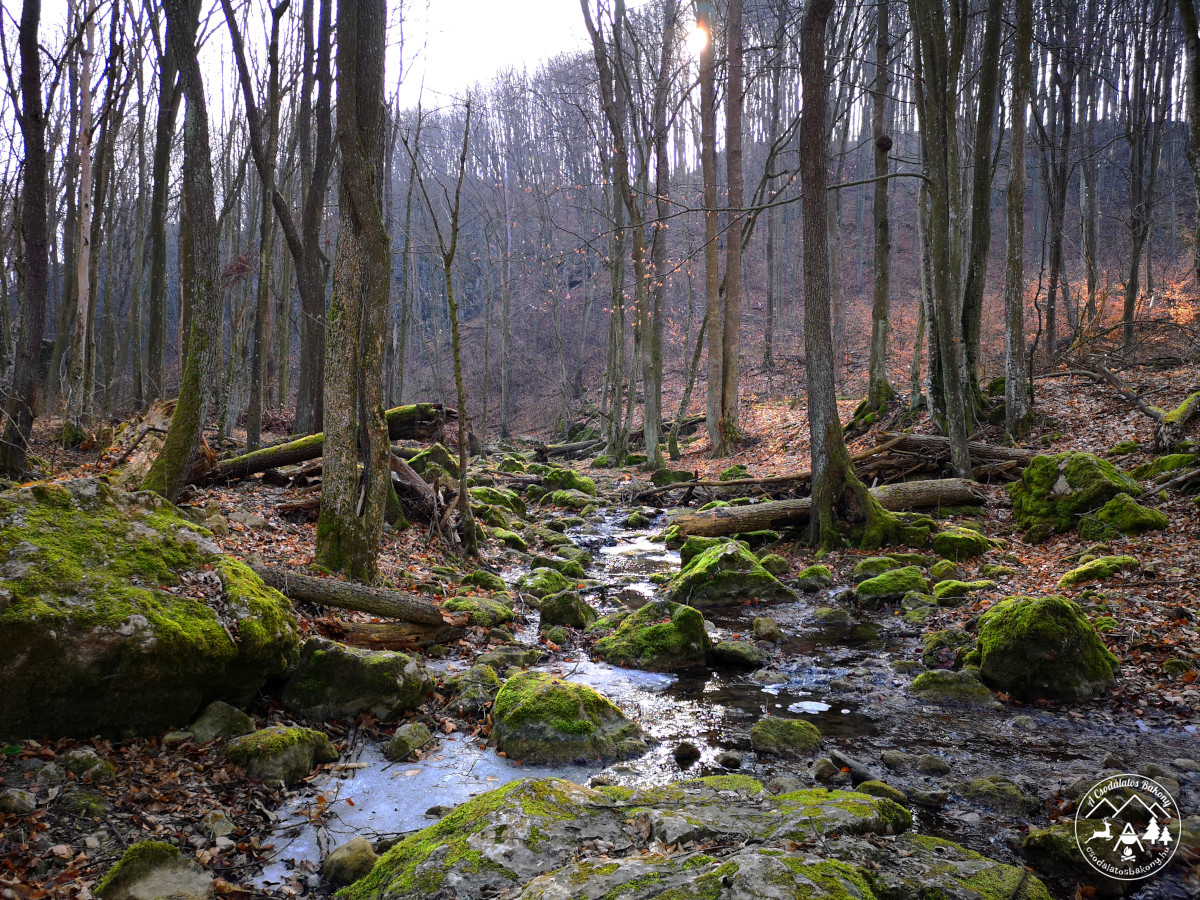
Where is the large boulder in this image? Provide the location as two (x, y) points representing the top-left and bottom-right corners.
(0, 480), (298, 740)
(280, 637), (431, 721)
(855, 566), (929, 607)
(667, 539), (796, 608)
(974, 595), (1119, 702)
(593, 598), (710, 671)
(97, 840), (213, 900)
(1008, 451), (1142, 539)
(538, 590), (597, 630)
(491, 672), (648, 764)
(225, 725), (338, 785)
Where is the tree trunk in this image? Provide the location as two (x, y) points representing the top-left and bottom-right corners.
(699, 0), (722, 454)
(1004, 0), (1034, 435)
(1181, 0), (1200, 285)
(0, 0), (49, 477)
(865, 0), (895, 411)
(146, 14), (180, 404)
(316, 0), (391, 580)
(718, 0), (744, 452)
(250, 564), (448, 625)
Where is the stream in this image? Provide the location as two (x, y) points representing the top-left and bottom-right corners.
(254, 512), (1198, 897)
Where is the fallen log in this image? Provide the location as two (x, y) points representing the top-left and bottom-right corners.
(391, 453), (437, 522)
(874, 432), (1037, 465)
(250, 564), (449, 625)
(630, 413), (705, 446)
(1080, 363), (1200, 450)
(534, 438), (603, 462)
(669, 477), (987, 538)
(188, 403), (452, 484)
(315, 619), (466, 651)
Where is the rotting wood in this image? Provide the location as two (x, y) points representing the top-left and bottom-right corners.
(669, 477), (986, 537)
(533, 438), (603, 462)
(391, 452), (437, 522)
(251, 563), (449, 625)
(315, 619), (466, 651)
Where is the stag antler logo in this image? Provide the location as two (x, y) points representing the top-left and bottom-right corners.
(1074, 773), (1180, 881)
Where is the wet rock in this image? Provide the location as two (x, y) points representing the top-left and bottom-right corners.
(750, 717), (821, 756)
(856, 566), (929, 607)
(281, 637), (431, 722)
(225, 725), (338, 786)
(767, 775), (808, 794)
(188, 701), (255, 742)
(920, 628), (973, 668)
(491, 672), (648, 765)
(710, 640), (767, 668)
(915, 754), (951, 775)
(529, 553), (587, 579)
(976, 595), (1119, 701)
(0, 480), (298, 740)
(0, 788), (35, 815)
(812, 757), (843, 782)
(752, 668), (788, 685)
(383, 722), (434, 761)
(323, 836), (378, 887)
(795, 563), (834, 592)
(856, 780), (907, 803)
(668, 539), (796, 608)
(1009, 451), (1142, 537)
(752, 616), (782, 642)
(594, 599), (709, 672)
(908, 787), (949, 806)
(933, 578), (997, 605)
(852, 556), (903, 583)
(96, 840), (213, 900)
(932, 525), (994, 561)
(955, 775), (1039, 815)
(980, 562), (1017, 579)
(717, 749), (743, 769)
(910, 669), (1001, 710)
(476, 645), (541, 671)
(758, 553), (789, 576)
(810, 606), (854, 626)
(673, 741), (700, 767)
(538, 590), (597, 630)
(1023, 820), (1129, 896)
(1057, 554), (1138, 589)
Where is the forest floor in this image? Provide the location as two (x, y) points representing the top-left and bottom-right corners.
(2, 362), (1199, 900)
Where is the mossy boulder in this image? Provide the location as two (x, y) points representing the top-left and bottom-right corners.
(1108, 440), (1140, 456)
(491, 672), (648, 764)
(920, 628), (975, 669)
(623, 511), (651, 528)
(496, 456), (528, 475)
(855, 566), (929, 607)
(515, 567), (574, 600)
(96, 840), (213, 900)
(932, 526), (993, 561)
(929, 559), (961, 583)
(749, 717), (822, 756)
(735, 530), (781, 550)
(719, 464), (749, 481)
(711, 640), (767, 668)
(529, 554), (586, 579)
(0, 479), (299, 740)
(472, 503), (511, 530)
(1131, 453), (1195, 480)
(1009, 451), (1142, 537)
(975, 595), (1119, 701)
(758, 553), (789, 576)
(324, 836), (379, 887)
(448, 664), (501, 717)
(678, 535), (730, 568)
(856, 780), (907, 803)
(1022, 820), (1130, 895)
(953, 775), (1039, 815)
(1078, 493), (1168, 541)
(651, 468), (696, 487)
(538, 590), (597, 630)
(753, 616), (782, 642)
(1057, 554), (1138, 589)
(443, 594), (514, 627)
(462, 570), (506, 592)
(852, 556), (903, 583)
(933, 579), (997, 606)
(810, 606), (854, 626)
(225, 725), (338, 785)
(280, 637), (431, 722)
(188, 700), (254, 742)
(490, 528), (528, 552)
(668, 540), (796, 608)
(468, 486), (526, 518)
(796, 563), (834, 592)
(546, 489), (592, 510)
(383, 722), (434, 762)
(594, 598), (710, 671)
(542, 468), (597, 496)
(910, 669), (1000, 709)
(408, 443), (458, 480)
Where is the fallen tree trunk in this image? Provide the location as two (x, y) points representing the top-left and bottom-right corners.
(534, 438), (603, 462)
(873, 432), (1036, 464)
(188, 404), (452, 484)
(315, 620), (466, 651)
(669, 477), (986, 537)
(250, 564), (449, 625)
(111, 400), (177, 491)
(391, 453), (437, 522)
(630, 413), (705, 446)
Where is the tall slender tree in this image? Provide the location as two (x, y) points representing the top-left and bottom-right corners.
(1005, 0), (1034, 435)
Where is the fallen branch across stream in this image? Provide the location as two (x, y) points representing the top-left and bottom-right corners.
(668, 477), (987, 538)
(250, 564), (454, 626)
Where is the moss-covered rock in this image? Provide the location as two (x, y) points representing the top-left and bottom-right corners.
(933, 579), (997, 605)
(753, 617), (782, 642)
(1131, 453), (1196, 480)
(225, 725), (338, 785)
(749, 717), (822, 756)
(650, 468), (695, 487)
(475, 645), (542, 672)
(515, 567), (574, 600)
(623, 511), (651, 528)
(1009, 451), (1142, 536)
(1022, 820), (1129, 895)
(975, 595), (1118, 701)
(468, 486), (526, 518)
(538, 591), (597, 630)
(929, 559), (961, 583)
(719, 464), (749, 481)
(408, 443), (458, 480)
(324, 836), (379, 887)
(1057, 554), (1138, 589)
(1108, 440), (1140, 456)
(953, 775), (1039, 815)
(472, 503), (511, 530)
(932, 526), (993, 561)
(96, 840), (213, 900)
(444, 594), (515, 627)
(547, 489), (594, 510)
(0, 479), (299, 740)
(497, 456), (528, 475)
(1078, 492), (1168, 541)
(758, 553), (789, 576)
(678, 535), (729, 568)
(491, 528), (528, 552)
(920, 628), (974, 669)
(448, 664), (501, 717)
(668, 540), (796, 608)
(856, 780), (907, 803)
(491, 672), (647, 764)
(462, 570), (506, 592)
(188, 700), (254, 742)
(383, 723), (434, 762)
(594, 599), (710, 671)
(735, 530), (781, 549)
(796, 563), (834, 592)
(910, 669), (1000, 709)
(810, 606), (854, 627)
(856, 566), (929, 607)
(852, 556), (903, 583)
(542, 468), (597, 496)
(529, 554), (586, 579)
(711, 640), (767, 668)
(280, 638), (431, 722)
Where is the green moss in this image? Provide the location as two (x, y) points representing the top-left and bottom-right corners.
(1057, 554), (1138, 589)
(919, 628), (974, 668)
(468, 486), (526, 518)
(408, 443), (459, 479)
(759, 553), (789, 576)
(719, 464), (749, 481)
(96, 840), (181, 897)
(668, 540), (795, 608)
(529, 554), (586, 579)
(855, 780), (906, 803)
(624, 511), (651, 528)
(852, 556), (903, 582)
(855, 566), (928, 606)
(1131, 453), (1195, 480)
(515, 566), (573, 599)
(774, 788), (912, 836)
(932, 526), (993, 561)
(1108, 440), (1140, 456)
(1008, 451), (1142, 535)
(225, 725), (333, 763)
(1078, 492), (1168, 541)
(213, 558), (299, 667)
(932, 579), (996, 605)
(698, 499), (730, 511)
(910, 669), (997, 707)
(443, 594), (514, 626)
(651, 468), (696, 487)
(750, 717), (822, 755)
(679, 535), (731, 568)
(543, 468), (597, 496)
(462, 570), (506, 592)
(796, 563), (833, 591)
(591, 455), (613, 468)
(929, 559), (960, 582)
(490, 528), (528, 552)
(955, 776), (1038, 815)
(472, 503), (511, 530)
(595, 599), (710, 671)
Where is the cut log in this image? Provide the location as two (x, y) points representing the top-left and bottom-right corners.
(669, 477), (986, 537)
(188, 403), (451, 484)
(315, 619), (467, 651)
(250, 564), (449, 625)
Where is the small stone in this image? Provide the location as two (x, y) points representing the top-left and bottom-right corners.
(880, 750), (914, 770)
(673, 741), (701, 767)
(909, 788), (949, 807)
(162, 731), (193, 746)
(202, 811), (235, 839)
(383, 723), (434, 762)
(1172, 758), (1200, 773)
(203, 515), (229, 536)
(1009, 715), (1037, 732)
(189, 701), (255, 742)
(752, 617), (782, 642)
(425, 805), (452, 818)
(35, 763), (65, 787)
(323, 836), (378, 887)
(1101, 751), (1125, 768)
(230, 509), (269, 531)
(716, 750), (743, 769)
(751, 717), (822, 756)
(214, 836), (235, 851)
(766, 775), (808, 794)
(914, 754), (951, 775)
(811, 757), (841, 782)
(0, 789), (36, 815)
(856, 780), (907, 803)
(751, 669), (788, 685)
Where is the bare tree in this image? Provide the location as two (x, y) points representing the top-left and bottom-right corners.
(1005, 0), (1034, 434)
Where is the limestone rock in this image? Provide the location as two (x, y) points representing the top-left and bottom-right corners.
(855, 566), (929, 607)
(1008, 451), (1142, 537)
(96, 840), (213, 900)
(281, 637), (431, 722)
(225, 725), (338, 785)
(324, 836), (379, 886)
(910, 669), (1001, 710)
(383, 723), (434, 761)
(448, 664), (501, 717)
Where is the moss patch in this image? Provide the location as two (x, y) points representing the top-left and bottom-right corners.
(856, 566), (928, 607)
(1078, 492), (1168, 541)
(1057, 554), (1138, 589)
(594, 599), (710, 671)
(1008, 451), (1142, 536)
